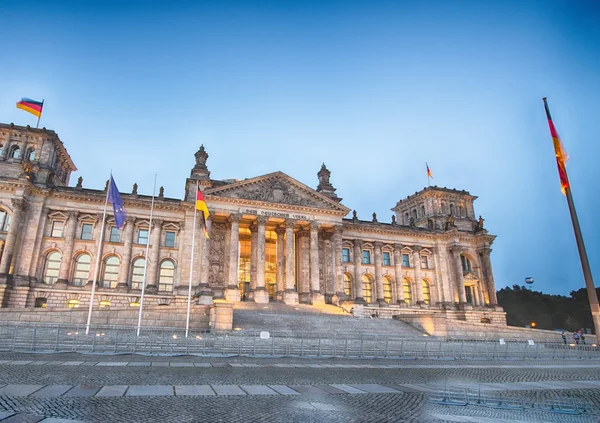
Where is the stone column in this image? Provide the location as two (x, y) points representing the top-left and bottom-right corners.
(283, 220), (298, 304)
(254, 216), (269, 303)
(297, 228), (311, 304)
(275, 226), (285, 301)
(353, 239), (365, 303)
(117, 217), (136, 291)
(321, 231), (333, 302)
(0, 198), (28, 279)
(57, 211), (79, 285)
(144, 219), (163, 294)
(479, 247), (497, 305)
(248, 221), (258, 299)
(413, 246), (425, 305)
(309, 221), (324, 305)
(200, 216), (212, 288)
(374, 242), (385, 306)
(449, 246), (467, 304)
(332, 225), (344, 300)
(393, 244), (405, 304)
(225, 213), (241, 302)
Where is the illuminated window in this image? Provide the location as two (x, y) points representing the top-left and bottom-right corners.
(131, 258), (145, 290)
(101, 256), (120, 288)
(158, 260), (175, 291)
(422, 279), (430, 305)
(383, 252), (391, 266)
(362, 274), (373, 303)
(73, 254), (91, 286)
(81, 223), (93, 240)
(0, 210), (10, 231)
(362, 250), (371, 265)
(137, 229), (149, 245)
(342, 248), (350, 262)
(343, 273), (352, 297)
(51, 221), (64, 238)
(402, 254), (410, 267)
(109, 227), (121, 243)
(165, 231), (176, 248)
(383, 276), (392, 303)
(421, 255), (429, 269)
(403, 279), (412, 305)
(34, 297), (47, 308)
(43, 251), (61, 284)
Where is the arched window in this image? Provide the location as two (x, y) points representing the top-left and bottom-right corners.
(412, 209), (418, 220)
(101, 256), (120, 288)
(0, 144), (3, 157)
(421, 205), (425, 217)
(450, 204), (455, 216)
(131, 258), (146, 290)
(27, 149), (36, 161)
(72, 254), (91, 286)
(343, 273), (352, 297)
(362, 274), (373, 303)
(10, 146), (20, 159)
(383, 276), (392, 304)
(440, 202), (446, 214)
(404, 212), (409, 224)
(459, 205), (465, 217)
(158, 260), (175, 291)
(460, 254), (472, 273)
(422, 279), (431, 305)
(43, 251), (61, 284)
(403, 278), (412, 305)
(0, 210), (10, 231)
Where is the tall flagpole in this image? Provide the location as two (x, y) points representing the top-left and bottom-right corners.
(543, 98), (600, 336)
(185, 181), (199, 338)
(85, 172), (111, 335)
(137, 174), (157, 337)
(36, 100), (44, 129)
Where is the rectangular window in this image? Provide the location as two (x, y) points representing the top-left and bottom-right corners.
(421, 255), (429, 269)
(402, 253), (410, 267)
(51, 221), (64, 238)
(109, 227), (121, 243)
(165, 231), (176, 248)
(138, 229), (149, 245)
(81, 223), (93, 240)
(383, 252), (391, 266)
(362, 250), (371, 265)
(342, 248), (350, 263)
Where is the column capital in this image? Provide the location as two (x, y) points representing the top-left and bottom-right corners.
(393, 243), (405, 252)
(373, 241), (383, 249)
(353, 239), (363, 248)
(249, 222), (258, 233)
(478, 246), (492, 256)
(67, 210), (80, 220)
(152, 218), (164, 228)
(449, 245), (463, 254)
(320, 230), (332, 241)
(11, 198), (28, 212)
(284, 219), (295, 229)
(333, 224), (343, 235)
(256, 215), (269, 225)
(296, 228), (309, 238)
(310, 221), (319, 231)
(228, 213), (241, 223)
(275, 225), (286, 236)
(412, 245), (422, 253)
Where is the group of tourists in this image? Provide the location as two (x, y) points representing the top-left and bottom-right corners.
(561, 330), (587, 345)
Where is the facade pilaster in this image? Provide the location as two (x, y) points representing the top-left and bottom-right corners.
(374, 241), (385, 305)
(253, 216), (269, 303)
(393, 244), (405, 304)
(0, 198), (28, 280)
(275, 226), (285, 301)
(478, 247), (497, 305)
(353, 239), (365, 303)
(283, 220), (298, 304)
(449, 245), (467, 304)
(249, 222), (258, 298)
(117, 216), (136, 290)
(199, 216), (212, 288)
(57, 211), (79, 284)
(309, 221), (324, 305)
(225, 213), (241, 302)
(145, 218), (163, 294)
(413, 246), (425, 305)
(297, 228), (311, 304)
(332, 225), (344, 299)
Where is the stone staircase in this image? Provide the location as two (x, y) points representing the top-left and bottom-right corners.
(232, 302), (427, 337)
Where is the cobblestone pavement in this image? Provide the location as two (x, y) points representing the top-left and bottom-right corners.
(0, 353), (599, 422)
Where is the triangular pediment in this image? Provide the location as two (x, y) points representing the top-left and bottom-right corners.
(205, 172), (350, 214)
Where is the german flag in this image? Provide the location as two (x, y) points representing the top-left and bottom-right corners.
(543, 98), (569, 195)
(196, 187), (210, 238)
(16, 98), (44, 118)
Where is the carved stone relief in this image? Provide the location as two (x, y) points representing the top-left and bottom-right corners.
(208, 222), (227, 287)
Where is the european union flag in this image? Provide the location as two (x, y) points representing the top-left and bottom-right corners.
(108, 176), (126, 229)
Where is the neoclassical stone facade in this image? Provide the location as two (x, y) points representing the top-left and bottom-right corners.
(0, 123), (505, 324)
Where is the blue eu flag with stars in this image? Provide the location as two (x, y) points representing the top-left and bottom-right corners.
(108, 176), (126, 229)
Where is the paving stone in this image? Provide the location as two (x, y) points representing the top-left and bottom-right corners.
(7, 361), (33, 365)
(2, 413), (44, 423)
(39, 419), (86, 423)
(30, 385), (73, 397)
(241, 363), (261, 367)
(61, 361), (84, 366)
(385, 384), (426, 393)
(0, 412), (15, 419)
(313, 384), (347, 395)
(193, 363), (212, 367)
(229, 363), (244, 367)
(175, 385), (216, 396)
(212, 385), (247, 396)
(268, 385), (301, 395)
(289, 385), (330, 395)
(80, 362), (98, 366)
(308, 402), (338, 411)
(0, 385), (45, 396)
(126, 385), (174, 396)
(63, 386), (102, 397)
(29, 361), (49, 366)
(239, 385), (278, 395)
(96, 362), (128, 366)
(45, 361), (65, 365)
(127, 362), (151, 367)
(349, 384), (400, 393)
(95, 385), (128, 397)
(170, 363), (194, 367)
(210, 363), (227, 367)
(151, 362), (169, 367)
(329, 384), (367, 394)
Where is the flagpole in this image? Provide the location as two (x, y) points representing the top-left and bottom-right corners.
(85, 172), (110, 335)
(543, 98), (600, 336)
(137, 174), (157, 337)
(426, 162), (430, 187)
(185, 181), (199, 338)
(36, 100), (44, 129)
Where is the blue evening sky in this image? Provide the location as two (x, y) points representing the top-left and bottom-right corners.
(1, 0), (599, 295)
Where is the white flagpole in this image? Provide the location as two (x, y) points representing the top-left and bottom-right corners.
(185, 181), (199, 338)
(85, 172), (111, 335)
(137, 174), (157, 337)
